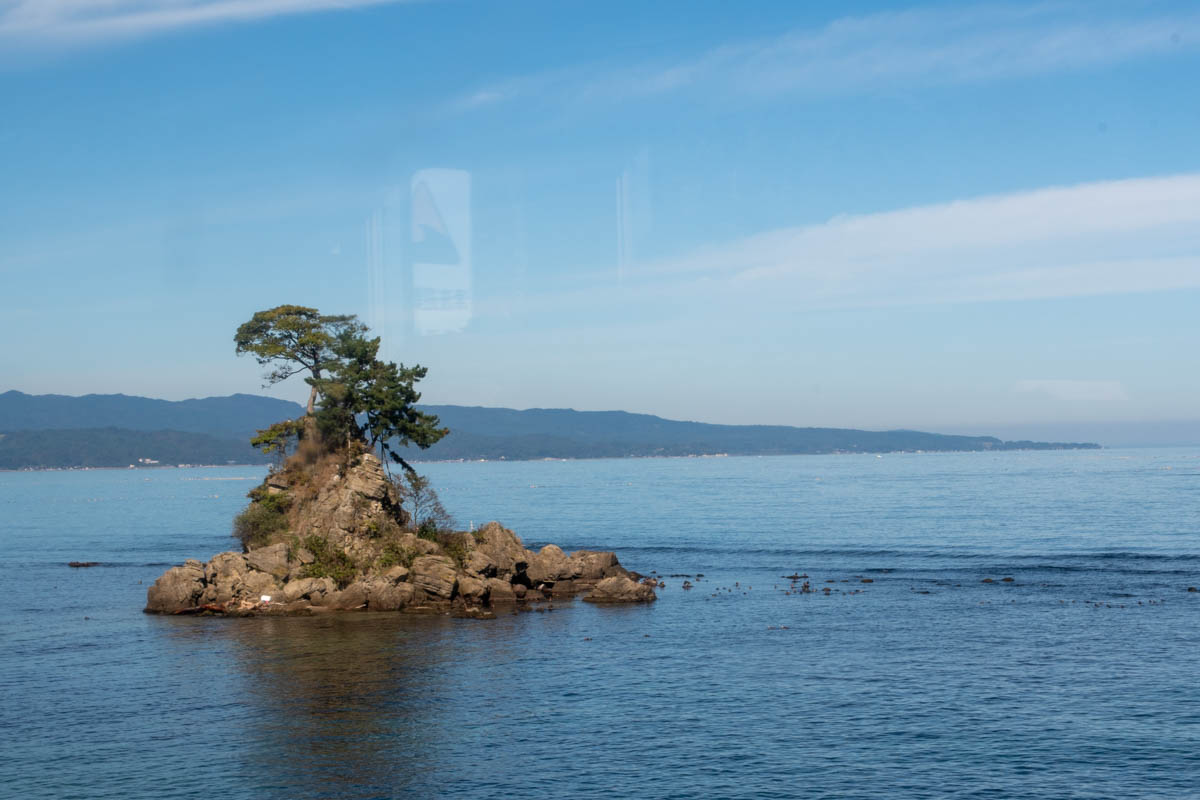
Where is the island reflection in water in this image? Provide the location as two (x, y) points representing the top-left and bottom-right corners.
(157, 608), (591, 797)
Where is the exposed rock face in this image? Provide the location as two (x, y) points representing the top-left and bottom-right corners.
(369, 582), (415, 611)
(583, 575), (657, 604)
(527, 544), (572, 585)
(569, 550), (619, 581)
(145, 562), (206, 613)
(472, 522), (528, 579)
(144, 447), (654, 618)
(411, 555), (458, 600)
(244, 542), (290, 579)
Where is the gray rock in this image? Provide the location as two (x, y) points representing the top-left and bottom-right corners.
(204, 552), (246, 585)
(326, 581), (369, 610)
(465, 549), (496, 577)
(474, 522), (528, 578)
(526, 544), (571, 584)
(411, 555), (458, 599)
(343, 452), (389, 500)
(485, 578), (516, 604)
(145, 563), (205, 613)
(281, 577), (327, 603)
(397, 533), (442, 556)
(383, 565), (410, 584)
(305, 578), (340, 606)
(241, 571), (282, 599)
(549, 579), (577, 597)
(584, 575), (657, 604)
(245, 542), (290, 579)
(205, 552), (248, 604)
(568, 550), (619, 580)
(457, 575), (489, 605)
(369, 582), (415, 611)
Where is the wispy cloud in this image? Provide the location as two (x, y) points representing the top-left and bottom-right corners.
(451, 3), (1200, 111)
(639, 172), (1200, 308)
(0, 0), (415, 45)
(1014, 379), (1130, 406)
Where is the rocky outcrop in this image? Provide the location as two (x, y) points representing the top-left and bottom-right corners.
(410, 555), (458, 599)
(583, 575), (657, 604)
(146, 520), (653, 617)
(145, 446), (654, 617)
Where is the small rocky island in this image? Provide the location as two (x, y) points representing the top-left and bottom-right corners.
(146, 449), (655, 618)
(146, 304), (655, 618)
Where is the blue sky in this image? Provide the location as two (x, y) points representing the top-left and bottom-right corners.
(2, 0), (1200, 431)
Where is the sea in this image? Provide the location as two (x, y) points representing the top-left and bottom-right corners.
(2, 449), (1198, 799)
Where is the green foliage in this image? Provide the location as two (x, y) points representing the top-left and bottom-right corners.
(234, 304), (367, 414)
(377, 541), (416, 570)
(250, 419), (304, 460)
(247, 485), (292, 514)
(299, 534), (357, 588)
(235, 305), (447, 467)
(439, 533), (471, 569)
(417, 517), (440, 541)
(232, 500), (289, 551)
(314, 331), (448, 467)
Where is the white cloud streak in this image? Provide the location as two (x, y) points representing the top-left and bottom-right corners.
(0, 0), (414, 44)
(637, 172), (1200, 309)
(451, 3), (1200, 111)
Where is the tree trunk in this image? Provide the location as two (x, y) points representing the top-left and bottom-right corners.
(307, 383), (318, 416)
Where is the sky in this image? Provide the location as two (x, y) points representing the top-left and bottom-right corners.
(2, 0), (1200, 433)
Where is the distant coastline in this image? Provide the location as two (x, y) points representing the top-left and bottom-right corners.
(0, 390), (1100, 471)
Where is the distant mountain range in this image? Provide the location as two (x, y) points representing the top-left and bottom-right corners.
(0, 390), (1100, 469)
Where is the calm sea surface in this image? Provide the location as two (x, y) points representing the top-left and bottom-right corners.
(2, 449), (1199, 799)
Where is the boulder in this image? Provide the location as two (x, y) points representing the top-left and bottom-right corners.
(205, 552), (247, 586)
(465, 549), (496, 577)
(549, 579), (577, 597)
(485, 578), (516, 604)
(369, 582), (415, 611)
(326, 581), (369, 610)
(205, 552), (249, 603)
(411, 555), (458, 599)
(241, 570), (281, 599)
(473, 522), (528, 578)
(397, 533), (442, 556)
(245, 542), (290, 579)
(457, 575), (489, 605)
(526, 544), (571, 584)
(568, 550), (619, 580)
(383, 565), (410, 584)
(145, 563), (206, 613)
(584, 575), (657, 604)
(281, 577), (329, 603)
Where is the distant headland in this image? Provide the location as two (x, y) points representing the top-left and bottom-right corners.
(1, 388), (1100, 470)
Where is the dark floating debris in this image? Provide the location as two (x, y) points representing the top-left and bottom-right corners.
(1188, 586), (1197, 593)
(981, 578), (995, 584)
(1001, 577), (1014, 583)
(68, 561), (101, 568)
